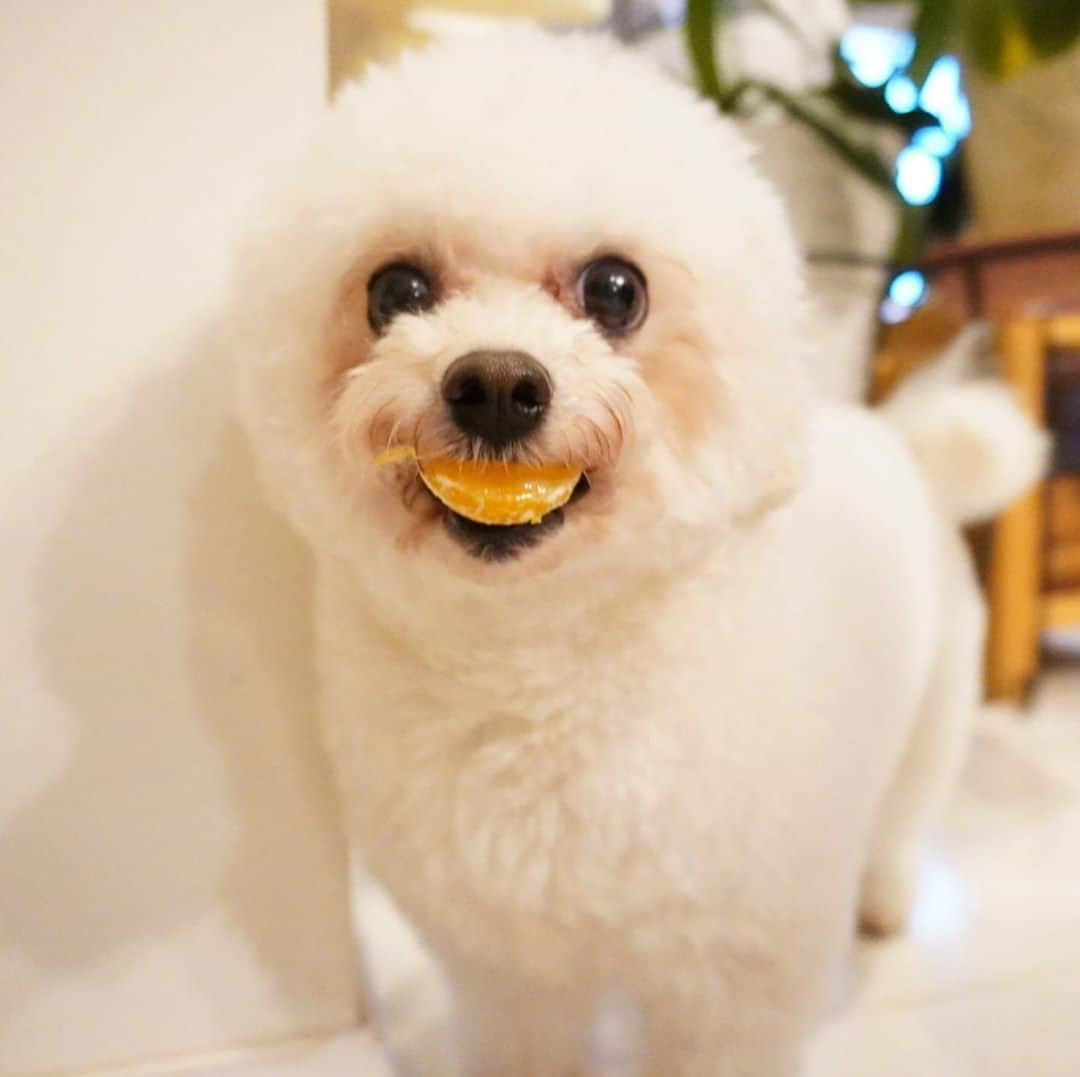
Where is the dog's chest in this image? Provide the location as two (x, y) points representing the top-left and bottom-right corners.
(325, 612), (736, 961)
(318, 538), (912, 981)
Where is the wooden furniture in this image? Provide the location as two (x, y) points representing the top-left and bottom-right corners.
(986, 314), (1080, 700)
(871, 303), (965, 403)
(920, 229), (1080, 323)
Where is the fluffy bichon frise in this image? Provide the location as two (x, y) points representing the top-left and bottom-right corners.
(229, 30), (1045, 1076)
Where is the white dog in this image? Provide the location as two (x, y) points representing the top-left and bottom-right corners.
(229, 31), (1045, 1076)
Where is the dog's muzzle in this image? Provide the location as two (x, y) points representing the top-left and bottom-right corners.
(442, 350), (552, 450)
(428, 350), (592, 561)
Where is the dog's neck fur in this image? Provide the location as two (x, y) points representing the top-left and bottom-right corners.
(324, 552), (683, 676)
(314, 511), (766, 727)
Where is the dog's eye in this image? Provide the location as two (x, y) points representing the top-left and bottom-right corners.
(576, 256), (647, 335)
(367, 263), (435, 332)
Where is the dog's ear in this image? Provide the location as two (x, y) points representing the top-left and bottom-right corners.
(722, 344), (810, 525)
(651, 262), (810, 528)
(645, 307), (810, 524)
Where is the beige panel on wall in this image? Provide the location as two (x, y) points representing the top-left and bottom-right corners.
(328, 0), (610, 88)
(0, 3), (360, 1074)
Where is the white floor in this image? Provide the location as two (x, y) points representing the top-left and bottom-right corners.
(805, 669), (1080, 1077)
(113, 671), (1080, 1077)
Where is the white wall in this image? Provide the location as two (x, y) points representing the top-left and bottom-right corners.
(0, 3), (361, 1073)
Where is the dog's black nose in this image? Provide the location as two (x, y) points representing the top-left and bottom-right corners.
(441, 350), (552, 448)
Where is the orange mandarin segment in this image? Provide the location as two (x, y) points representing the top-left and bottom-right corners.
(373, 448), (581, 524)
(420, 458), (580, 525)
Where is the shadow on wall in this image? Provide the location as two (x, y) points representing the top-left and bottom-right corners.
(0, 331), (357, 1038)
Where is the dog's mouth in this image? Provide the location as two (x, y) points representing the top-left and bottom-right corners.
(376, 448), (593, 562)
(443, 474), (590, 561)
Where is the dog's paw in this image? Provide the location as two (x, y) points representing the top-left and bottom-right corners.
(858, 854), (918, 938)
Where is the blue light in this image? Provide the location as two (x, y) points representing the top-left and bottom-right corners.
(912, 126), (956, 157)
(919, 56), (971, 139)
(880, 296), (912, 324)
(920, 56), (960, 111)
(840, 26), (915, 87)
(842, 24), (972, 212)
(884, 74), (918, 113)
(889, 269), (928, 308)
(895, 146), (942, 205)
(939, 92), (972, 141)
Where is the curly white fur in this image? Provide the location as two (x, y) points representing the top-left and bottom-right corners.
(228, 30), (1044, 1076)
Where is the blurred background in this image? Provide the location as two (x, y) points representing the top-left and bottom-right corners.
(1, 2), (1078, 1075)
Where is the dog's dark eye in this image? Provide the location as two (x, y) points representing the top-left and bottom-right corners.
(367, 263), (435, 332)
(576, 256), (647, 334)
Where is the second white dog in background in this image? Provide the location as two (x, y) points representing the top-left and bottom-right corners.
(230, 30), (1045, 1076)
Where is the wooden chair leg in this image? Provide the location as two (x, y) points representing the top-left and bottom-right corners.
(986, 491), (1044, 700)
(985, 318), (1047, 702)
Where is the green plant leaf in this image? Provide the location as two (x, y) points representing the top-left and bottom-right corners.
(909, 0), (958, 86)
(750, 82), (901, 195)
(962, 0), (1018, 78)
(826, 48), (939, 134)
(891, 201), (932, 267)
(685, 0), (735, 110)
(1014, 0), (1080, 61)
(903, 0), (1079, 83)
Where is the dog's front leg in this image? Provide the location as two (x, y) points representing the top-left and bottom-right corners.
(452, 973), (595, 1077)
(633, 981), (809, 1077)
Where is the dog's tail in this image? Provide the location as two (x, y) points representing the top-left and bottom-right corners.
(879, 325), (1049, 525)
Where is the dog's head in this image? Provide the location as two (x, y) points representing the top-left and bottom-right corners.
(231, 30), (809, 602)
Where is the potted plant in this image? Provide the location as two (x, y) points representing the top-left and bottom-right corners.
(901, 0), (1080, 239)
(671, 1), (932, 398)
(685, 0), (1080, 239)
(679, 0), (1079, 395)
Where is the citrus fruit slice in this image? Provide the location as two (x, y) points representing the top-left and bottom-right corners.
(374, 448), (580, 526)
